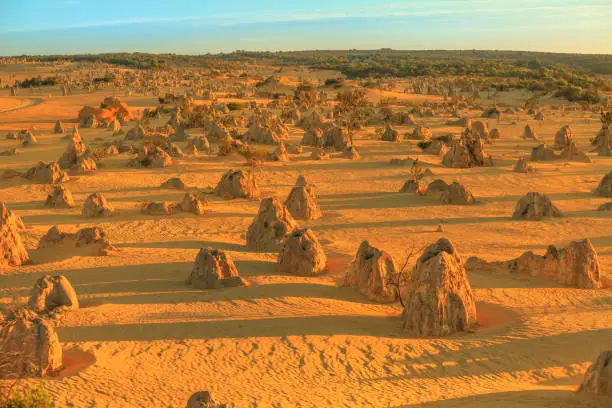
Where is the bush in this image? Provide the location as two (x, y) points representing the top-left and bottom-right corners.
(227, 102), (248, 111)
(2, 384), (52, 408)
(418, 141), (432, 150)
(324, 78), (343, 87)
(434, 134), (453, 143)
(16, 76), (57, 88)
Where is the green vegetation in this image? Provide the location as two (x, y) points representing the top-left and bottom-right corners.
(2, 384), (52, 408)
(9, 49), (612, 102)
(15, 76), (57, 88)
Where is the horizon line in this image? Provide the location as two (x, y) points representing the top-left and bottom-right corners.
(2, 48), (612, 58)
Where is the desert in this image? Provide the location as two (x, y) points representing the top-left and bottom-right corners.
(1, 2), (612, 407)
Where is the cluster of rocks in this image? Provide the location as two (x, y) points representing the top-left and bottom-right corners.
(514, 239), (600, 289)
(401, 179), (476, 205)
(467, 239), (601, 289)
(442, 128), (491, 168)
(128, 145), (173, 168)
(531, 142), (591, 163)
(38, 225), (114, 256)
(58, 128), (97, 173)
(246, 197), (297, 251)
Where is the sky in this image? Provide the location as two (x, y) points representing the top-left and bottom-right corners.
(1, 0), (611, 56)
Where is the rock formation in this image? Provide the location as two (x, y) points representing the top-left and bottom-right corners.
(440, 182), (476, 205)
(186, 391), (228, 408)
(38, 225), (114, 256)
(598, 202), (612, 212)
(578, 350), (612, 397)
(342, 146), (360, 159)
(401, 238), (477, 336)
(425, 179), (450, 197)
(141, 202), (174, 216)
(558, 142), (591, 163)
(28, 274), (79, 314)
(411, 125), (432, 140)
(522, 124), (537, 140)
(267, 143), (289, 162)
(188, 136), (210, 153)
(125, 124), (146, 140)
(243, 122), (285, 145)
(442, 128), (491, 168)
(166, 142), (185, 158)
(207, 121), (229, 141)
(21, 131), (38, 147)
(317, 126), (351, 151)
(186, 248), (245, 289)
(554, 125), (572, 149)
(530, 144), (557, 161)
(277, 228), (327, 276)
(0, 202), (29, 266)
(310, 149), (329, 160)
(53, 120), (64, 134)
(0, 309), (62, 377)
(160, 177), (185, 189)
(595, 172), (612, 197)
(489, 128), (501, 139)
(515, 239), (601, 288)
(284, 176), (322, 220)
(58, 127), (92, 169)
(512, 192), (563, 220)
(422, 140), (448, 156)
(214, 169), (260, 199)
(128, 146), (173, 168)
(381, 122), (400, 142)
(470, 121), (489, 139)
(82, 193), (115, 218)
(514, 157), (534, 173)
(25, 162), (69, 184)
(344, 241), (399, 303)
(179, 193), (206, 215)
(399, 179), (425, 194)
(301, 128), (322, 146)
(246, 197), (297, 250)
(44, 185), (75, 208)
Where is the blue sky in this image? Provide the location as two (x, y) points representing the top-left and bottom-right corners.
(1, 0), (611, 55)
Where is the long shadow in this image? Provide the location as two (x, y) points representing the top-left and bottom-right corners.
(0, 261), (192, 295)
(280, 160), (408, 172)
(81, 282), (374, 306)
(477, 191), (596, 206)
(311, 216), (511, 231)
(57, 314), (401, 342)
(1, 200), (43, 211)
(18, 206), (252, 227)
(320, 193), (440, 211)
(383, 328), (611, 381)
(117, 240), (249, 253)
(391, 390), (606, 408)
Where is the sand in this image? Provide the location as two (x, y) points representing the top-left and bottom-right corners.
(0, 71), (611, 408)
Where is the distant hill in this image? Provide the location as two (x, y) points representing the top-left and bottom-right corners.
(10, 50), (612, 75)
